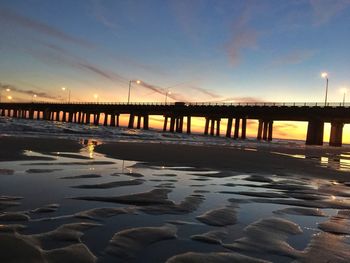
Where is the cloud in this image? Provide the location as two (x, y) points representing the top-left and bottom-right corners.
(139, 81), (189, 102)
(0, 83), (58, 100)
(225, 3), (259, 66)
(226, 30), (258, 66)
(168, 0), (204, 42)
(90, 0), (120, 31)
(0, 8), (94, 48)
(310, 0), (350, 25)
(29, 42), (128, 84)
(272, 49), (317, 66)
(188, 86), (221, 98)
(210, 96), (265, 103)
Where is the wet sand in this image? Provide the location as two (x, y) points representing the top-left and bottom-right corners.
(95, 142), (350, 181)
(1, 135), (350, 262)
(1, 136), (347, 180)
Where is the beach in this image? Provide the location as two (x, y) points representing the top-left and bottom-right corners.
(1, 130), (350, 262)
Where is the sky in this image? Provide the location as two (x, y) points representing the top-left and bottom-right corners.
(0, 0), (350, 141)
(1, 0), (350, 103)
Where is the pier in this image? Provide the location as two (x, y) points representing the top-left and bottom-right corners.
(1, 102), (349, 147)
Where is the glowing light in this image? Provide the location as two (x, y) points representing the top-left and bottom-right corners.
(321, 72), (328, 78)
(87, 142), (95, 159)
(61, 87), (66, 91)
(94, 94), (98, 99)
(33, 94), (37, 97)
(7, 96), (12, 100)
(136, 80), (141, 84)
(5, 88), (10, 92)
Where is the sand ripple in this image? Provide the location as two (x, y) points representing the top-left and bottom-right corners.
(73, 188), (173, 206)
(72, 179), (144, 189)
(105, 224), (177, 260)
(224, 217), (302, 257)
(196, 206), (237, 226)
(166, 251), (270, 263)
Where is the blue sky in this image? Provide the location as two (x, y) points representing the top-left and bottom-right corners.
(0, 0), (350, 103)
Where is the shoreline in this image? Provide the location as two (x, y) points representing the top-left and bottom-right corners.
(1, 135), (349, 181)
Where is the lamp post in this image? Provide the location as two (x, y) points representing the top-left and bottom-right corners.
(61, 87), (71, 103)
(0, 87), (11, 103)
(341, 88), (347, 106)
(32, 94), (37, 103)
(321, 72), (328, 106)
(128, 80), (141, 104)
(165, 90), (171, 104)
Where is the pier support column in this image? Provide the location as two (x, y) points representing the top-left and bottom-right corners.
(187, 116), (191, 134)
(96, 113), (100, 125)
(13, 110), (18, 118)
(163, 116), (168, 131)
(170, 117), (175, 132)
(68, 112), (74, 122)
(110, 114), (115, 126)
(85, 113), (90, 124)
(128, 114), (135, 128)
(329, 122), (343, 147)
(137, 115), (141, 129)
(210, 119), (215, 136)
(263, 120), (268, 140)
(116, 114), (120, 127)
(241, 118), (247, 139)
(216, 119), (221, 136)
(175, 118), (179, 132)
(29, 110), (34, 119)
(268, 121), (273, 141)
(226, 118), (233, 138)
(204, 117), (209, 135)
(143, 115), (149, 130)
(234, 118), (240, 139)
(178, 116), (183, 133)
(306, 120), (324, 145)
(103, 113), (108, 126)
(55, 111), (60, 121)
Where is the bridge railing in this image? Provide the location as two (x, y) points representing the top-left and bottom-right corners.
(0, 101), (349, 107)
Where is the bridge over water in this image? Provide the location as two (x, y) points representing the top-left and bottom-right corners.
(1, 102), (349, 147)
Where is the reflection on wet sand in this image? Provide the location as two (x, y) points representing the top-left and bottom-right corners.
(273, 151), (350, 172)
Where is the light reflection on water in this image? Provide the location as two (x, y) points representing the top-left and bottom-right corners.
(272, 151), (350, 172)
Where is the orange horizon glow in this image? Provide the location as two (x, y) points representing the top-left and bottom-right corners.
(95, 114), (350, 144)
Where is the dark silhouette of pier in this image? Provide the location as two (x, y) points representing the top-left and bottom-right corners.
(1, 102), (349, 147)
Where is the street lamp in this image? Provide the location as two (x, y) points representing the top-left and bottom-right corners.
(128, 80), (141, 104)
(61, 87), (71, 103)
(165, 90), (171, 104)
(340, 88), (347, 106)
(0, 87), (11, 103)
(321, 72), (329, 106)
(94, 94), (99, 103)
